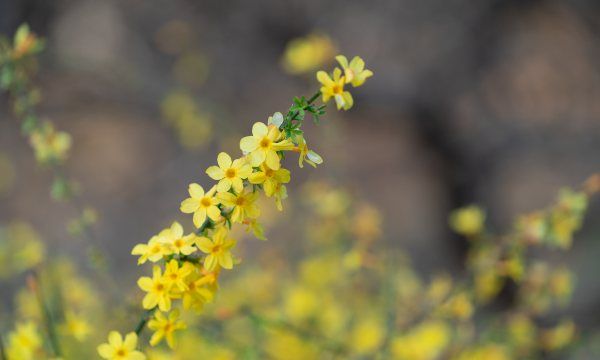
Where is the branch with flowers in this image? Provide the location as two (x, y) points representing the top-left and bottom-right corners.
(96, 55), (373, 358)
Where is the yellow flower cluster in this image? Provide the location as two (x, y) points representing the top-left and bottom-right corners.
(114, 55), (372, 356)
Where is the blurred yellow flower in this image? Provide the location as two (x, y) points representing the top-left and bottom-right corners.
(6, 321), (43, 360)
(148, 309), (187, 349)
(540, 320), (575, 351)
(29, 122), (71, 164)
(350, 316), (385, 354)
(449, 205), (485, 237)
(97, 331), (145, 360)
(163, 259), (194, 292)
(282, 33), (336, 75)
(391, 320), (451, 360)
(61, 311), (91, 341)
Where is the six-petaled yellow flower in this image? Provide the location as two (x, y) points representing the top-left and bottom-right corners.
(180, 184), (221, 228)
(206, 152), (252, 193)
(148, 309), (187, 349)
(240, 122), (294, 170)
(97, 331), (145, 360)
(182, 269), (216, 312)
(196, 227), (236, 271)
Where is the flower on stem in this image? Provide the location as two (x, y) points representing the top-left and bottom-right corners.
(317, 68), (353, 110)
(97, 331), (145, 360)
(295, 136), (323, 168)
(182, 269), (216, 312)
(6, 321), (43, 360)
(218, 187), (260, 223)
(180, 184), (221, 228)
(163, 259), (194, 292)
(239, 122), (294, 170)
(335, 55), (373, 87)
(137, 266), (173, 312)
(131, 235), (172, 265)
(206, 152), (252, 193)
(148, 309), (186, 349)
(196, 227), (236, 271)
(249, 163), (291, 197)
(160, 222), (197, 256)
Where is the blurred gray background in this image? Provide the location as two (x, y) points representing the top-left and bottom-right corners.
(1, 0), (600, 338)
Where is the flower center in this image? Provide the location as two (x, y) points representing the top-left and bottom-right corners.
(235, 196), (246, 206)
(170, 273), (178, 280)
(265, 168), (274, 177)
(200, 197), (212, 207)
(155, 283), (165, 292)
(212, 245), (221, 253)
(225, 168), (237, 178)
(174, 239), (184, 248)
(332, 84), (343, 94)
(116, 349), (126, 357)
(259, 137), (271, 149)
(151, 245), (161, 254)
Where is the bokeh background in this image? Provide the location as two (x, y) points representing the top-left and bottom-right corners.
(1, 0), (600, 356)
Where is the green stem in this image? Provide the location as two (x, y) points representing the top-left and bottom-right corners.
(134, 308), (156, 336)
(29, 272), (62, 357)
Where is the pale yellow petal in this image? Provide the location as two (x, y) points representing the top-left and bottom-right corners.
(188, 183), (204, 198)
(206, 166), (224, 180)
(251, 122), (268, 137)
(217, 152), (232, 169)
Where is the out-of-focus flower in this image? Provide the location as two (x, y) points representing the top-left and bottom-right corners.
(390, 320), (451, 360)
(97, 331), (145, 360)
(350, 315), (385, 354)
(282, 33), (336, 75)
(61, 311), (91, 341)
(449, 205), (486, 237)
(540, 320), (576, 352)
(148, 309), (187, 349)
(29, 122), (71, 165)
(6, 321), (43, 360)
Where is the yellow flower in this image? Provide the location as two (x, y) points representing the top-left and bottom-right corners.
(131, 235), (171, 265)
(316, 68), (353, 110)
(163, 259), (194, 292)
(218, 188), (260, 223)
(282, 33), (336, 74)
(335, 55), (373, 87)
(148, 310), (187, 349)
(248, 163), (290, 197)
(182, 269), (215, 312)
(160, 222), (197, 256)
(391, 321), (450, 360)
(449, 205), (485, 237)
(180, 184), (221, 228)
(6, 321), (42, 360)
(61, 311), (91, 341)
(138, 266), (173, 312)
(239, 122), (294, 170)
(97, 331), (145, 360)
(350, 316), (385, 354)
(196, 227), (236, 271)
(295, 136), (323, 168)
(206, 152), (252, 193)
(272, 183), (288, 211)
(29, 122), (72, 164)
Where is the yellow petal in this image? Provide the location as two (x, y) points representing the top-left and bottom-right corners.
(217, 178), (232, 193)
(240, 136), (258, 153)
(108, 331), (122, 347)
(97, 344), (113, 358)
(180, 198), (199, 213)
(265, 150), (280, 170)
(193, 209), (207, 228)
(206, 166), (224, 180)
(123, 332), (138, 350)
(217, 152), (232, 169)
(188, 183), (204, 198)
(252, 122), (269, 137)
